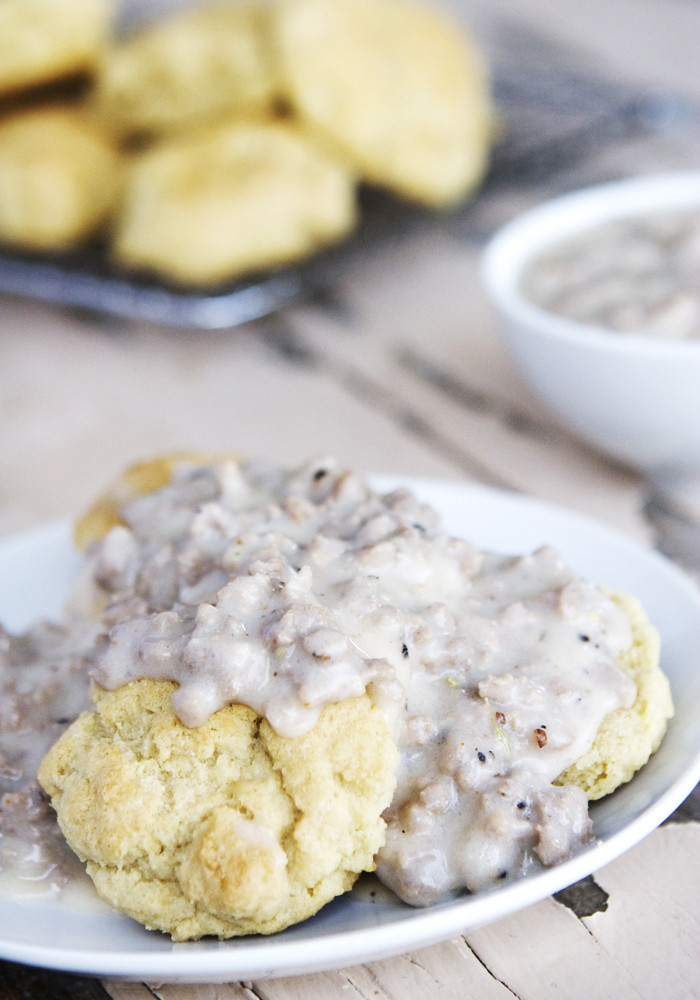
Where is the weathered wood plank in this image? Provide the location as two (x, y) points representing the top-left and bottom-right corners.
(465, 823), (700, 999)
(583, 823), (700, 995)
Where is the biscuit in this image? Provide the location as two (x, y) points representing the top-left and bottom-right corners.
(73, 452), (223, 550)
(90, 2), (279, 139)
(0, 0), (113, 97)
(272, 0), (492, 207)
(0, 105), (122, 251)
(111, 118), (357, 285)
(75, 455), (674, 807)
(38, 679), (398, 939)
(556, 591), (674, 799)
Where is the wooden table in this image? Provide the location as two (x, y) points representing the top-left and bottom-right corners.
(1, 0), (699, 996)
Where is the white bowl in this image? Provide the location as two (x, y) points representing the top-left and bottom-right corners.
(481, 171), (700, 475)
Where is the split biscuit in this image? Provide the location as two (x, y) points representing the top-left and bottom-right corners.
(90, 2), (279, 139)
(111, 118), (357, 286)
(0, 0), (113, 96)
(38, 679), (398, 939)
(272, 0), (493, 207)
(0, 105), (122, 251)
(556, 591), (674, 800)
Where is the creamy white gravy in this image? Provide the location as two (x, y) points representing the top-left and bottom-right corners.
(0, 457), (637, 906)
(0, 619), (98, 899)
(521, 207), (700, 339)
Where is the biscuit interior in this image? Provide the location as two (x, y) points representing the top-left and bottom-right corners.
(38, 680), (398, 940)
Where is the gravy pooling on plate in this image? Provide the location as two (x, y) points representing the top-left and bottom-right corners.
(1, 456), (669, 915)
(0, 618), (98, 898)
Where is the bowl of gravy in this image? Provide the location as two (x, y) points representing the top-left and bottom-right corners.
(481, 171), (700, 476)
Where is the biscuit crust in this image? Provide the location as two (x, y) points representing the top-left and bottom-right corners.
(111, 119), (357, 285)
(0, 105), (122, 250)
(73, 452), (222, 550)
(38, 680), (398, 939)
(90, 2), (279, 139)
(0, 0), (113, 96)
(556, 591), (674, 799)
(272, 0), (492, 207)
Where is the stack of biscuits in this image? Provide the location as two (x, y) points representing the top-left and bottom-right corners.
(0, 0), (493, 287)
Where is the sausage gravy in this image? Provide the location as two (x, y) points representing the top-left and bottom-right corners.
(1, 457), (638, 906)
(521, 207), (700, 340)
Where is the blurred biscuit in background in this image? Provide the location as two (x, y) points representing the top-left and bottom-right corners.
(112, 117), (357, 285)
(0, 0), (114, 97)
(272, 0), (493, 208)
(90, 1), (280, 140)
(0, 105), (122, 251)
(0, 0), (494, 283)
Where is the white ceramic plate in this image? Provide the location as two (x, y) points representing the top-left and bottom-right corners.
(2, 479), (700, 983)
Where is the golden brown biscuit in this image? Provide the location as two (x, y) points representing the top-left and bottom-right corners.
(272, 0), (492, 207)
(38, 680), (398, 939)
(556, 591), (674, 799)
(0, 105), (122, 251)
(111, 118), (357, 285)
(90, 2), (279, 139)
(0, 0), (113, 96)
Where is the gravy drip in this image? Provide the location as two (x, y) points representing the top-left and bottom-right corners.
(1, 457), (637, 904)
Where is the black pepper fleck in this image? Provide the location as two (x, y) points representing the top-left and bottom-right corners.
(401, 643), (409, 658)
